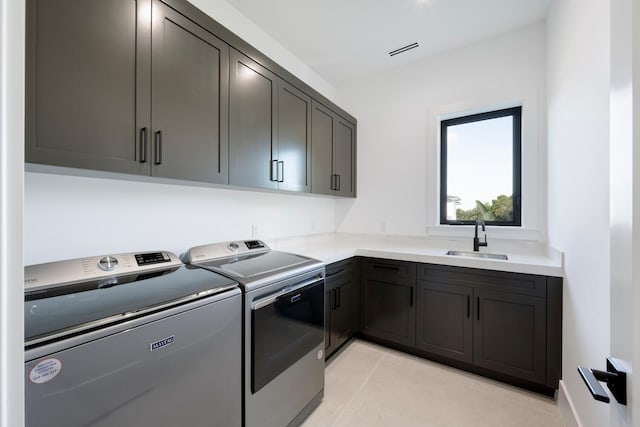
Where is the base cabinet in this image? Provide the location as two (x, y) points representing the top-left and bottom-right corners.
(416, 281), (473, 363)
(325, 259), (357, 359)
(360, 258), (416, 348)
(360, 258), (562, 392)
(415, 264), (556, 389)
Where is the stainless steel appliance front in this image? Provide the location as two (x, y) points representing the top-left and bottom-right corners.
(24, 251), (242, 427)
(245, 268), (325, 427)
(184, 240), (326, 427)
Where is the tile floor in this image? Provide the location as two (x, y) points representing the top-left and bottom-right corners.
(302, 339), (564, 427)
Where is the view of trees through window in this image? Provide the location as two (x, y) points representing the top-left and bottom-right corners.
(440, 107), (521, 226)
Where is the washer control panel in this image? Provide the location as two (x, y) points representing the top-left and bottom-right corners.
(24, 251), (182, 293)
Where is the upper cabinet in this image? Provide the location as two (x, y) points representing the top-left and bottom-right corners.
(26, 0), (230, 184)
(26, 0), (356, 197)
(151, 1), (229, 183)
(276, 81), (312, 192)
(311, 101), (356, 197)
(26, 0), (148, 175)
(229, 49), (311, 192)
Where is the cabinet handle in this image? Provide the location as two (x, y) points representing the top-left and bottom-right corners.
(477, 297), (480, 321)
(271, 160), (278, 181)
(326, 268), (345, 278)
(467, 295), (470, 318)
(331, 173), (340, 191)
(336, 287), (341, 308)
(373, 264), (400, 272)
(154, 131), (163, 165)
(331, 288), (337, 310)
(278, 161), (284, 182)
(139, 127), (147, 163)
(409, 287), (414, 307)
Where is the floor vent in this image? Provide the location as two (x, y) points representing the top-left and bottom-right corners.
(388, 42), (419, 57)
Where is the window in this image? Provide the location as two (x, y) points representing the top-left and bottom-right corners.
(440, 106), (521, 226)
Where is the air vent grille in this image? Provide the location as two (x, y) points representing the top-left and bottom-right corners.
(388, 42), (419, 57)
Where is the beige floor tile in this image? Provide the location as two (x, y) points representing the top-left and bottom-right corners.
(302, 339), (564, 427)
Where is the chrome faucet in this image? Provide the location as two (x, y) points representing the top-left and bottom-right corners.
(473, 219), (488, 252)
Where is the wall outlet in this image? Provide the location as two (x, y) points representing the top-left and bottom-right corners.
(251, 224), (259, 238)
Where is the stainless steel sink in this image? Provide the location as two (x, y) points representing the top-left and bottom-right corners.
(446, 250), (508, 260)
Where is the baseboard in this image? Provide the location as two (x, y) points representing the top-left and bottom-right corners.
(558, 380), (582, 427)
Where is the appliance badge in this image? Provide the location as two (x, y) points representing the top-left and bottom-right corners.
(150, 335), (175, 352)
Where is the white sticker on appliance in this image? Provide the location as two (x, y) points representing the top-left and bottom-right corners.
(29, 358), (62, 384)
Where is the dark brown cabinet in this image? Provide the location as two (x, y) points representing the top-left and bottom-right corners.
(26, 0), (148, 175)
(360, 258), (416, 347)
(325, 259), (357, 359)
(415, 263), (558, 390)
(151, 2), (229, 182)
(275, 81), (312, 192)
(357, 258), (562, 392)
(26, 0), (230, 184)
(474, 288), (546, 384)
(229, 50), (311, 192)
(229, 49), (277, 189)
(416, 281), (473, 363)
(311, 101), (356, 197)
(26, 0), (356, 196)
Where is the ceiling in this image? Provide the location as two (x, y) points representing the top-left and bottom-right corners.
(224, 0), (552, 86)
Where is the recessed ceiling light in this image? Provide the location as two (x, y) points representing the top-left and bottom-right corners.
(388, 42), (419, 57)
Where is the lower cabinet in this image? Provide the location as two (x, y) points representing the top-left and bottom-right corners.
(473, 288), (547, 385)
(360, 258), (416, 348)
(360, 258), (562, 392)
(415, 281), (473, 363)
(325, 259), (357, 359)
(415, 263), (556, 389)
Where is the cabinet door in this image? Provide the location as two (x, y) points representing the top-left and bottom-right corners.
(150, 1), (229, 183)
(325, 260), (356, 359)
(333, 278), (356, 349)
(276, 81), (311, 192)
(334, 117), (356, 197)
(26, 0), (151, 175)
(361, 259), (416, 347)
(474, 289), (546, 384)
(310, 101), (334, 195)
(416, 280), (473, 363)
(229, 49), (278, 189)
(324, 286), (334, 356)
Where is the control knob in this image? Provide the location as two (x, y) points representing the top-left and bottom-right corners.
(98, 256), (119, 271)
(228, 242), (240, 252)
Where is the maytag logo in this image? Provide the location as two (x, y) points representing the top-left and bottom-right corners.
(150, 335), (175, 352)
(24, 277), (38, 286)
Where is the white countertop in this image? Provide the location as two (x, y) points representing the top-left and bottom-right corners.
(269, 233), (564, 277)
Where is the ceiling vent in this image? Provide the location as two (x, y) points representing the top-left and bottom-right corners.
(388, 42), (419, 57)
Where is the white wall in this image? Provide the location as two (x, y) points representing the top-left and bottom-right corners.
(0, 0), (25, 425)
(547, 0), (611, 426)
(23, 0), (340, 265)
(334, 23), (547, 241)
(24, 173), (335, 264)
